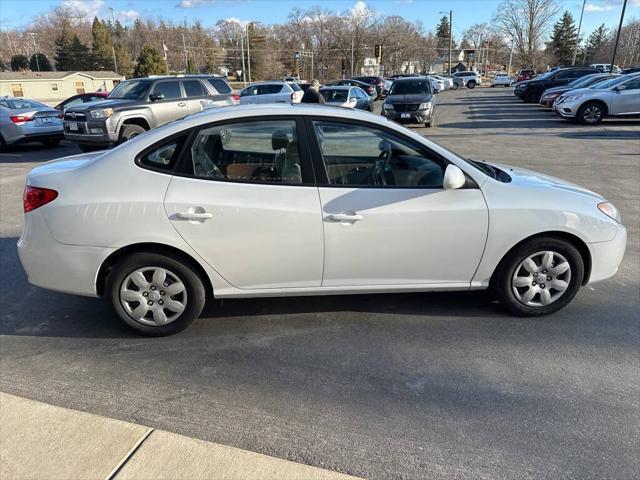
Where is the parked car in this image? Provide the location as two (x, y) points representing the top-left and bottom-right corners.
(429, 76), (445, 93)
(55, 92), (109, 111)
(319, 86), (373, 111)
(491, 73), (512, 87)
(17, 104), (626, 335)
(431, 75), (454, 90)
(283, 76), (302, 83)
(0, 97), (63, 150)
(381, 76), (435, 127)
(452, 71), (482, 88)
(514, 67), (599, 103)
(554, 72), (640, 124)
(382, 78), (394, 95)
(539, 73), (618, 108)
(516, 69), (536, 83)
(622, 66), (640, 74)
(590, 64), (622, 73)
(351, 76), (385, 98)
(442, 74), (460, 90)
(325, 79), (377, 98)
(239, 81), (303, 105)
(64, 75), (235, 151)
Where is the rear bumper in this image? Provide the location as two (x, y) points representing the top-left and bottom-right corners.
(9, 132), (64, 145)
(382, 109), (434, 124)
(587, 224), (627, 284)
(17, 212), (113, 297)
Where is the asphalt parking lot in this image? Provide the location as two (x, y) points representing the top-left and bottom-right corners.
(1, 87), (638, 479)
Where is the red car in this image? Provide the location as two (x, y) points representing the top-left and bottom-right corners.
(516, 69), (536, 83)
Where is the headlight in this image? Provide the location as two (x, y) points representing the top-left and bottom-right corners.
(598, 202), (621, 223)
(90, 108), (113, 119)
(563, 94), (584, 102)
(419, 102), (432, 110)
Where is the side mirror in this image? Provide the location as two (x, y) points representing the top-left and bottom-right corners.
(614, 85), (627, 92)
(348, 97), (357, 104)
(149, 93), (165, 102)
(443, 164), (466, 190)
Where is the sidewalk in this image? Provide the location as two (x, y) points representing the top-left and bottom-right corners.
(0, 392), (361, 480)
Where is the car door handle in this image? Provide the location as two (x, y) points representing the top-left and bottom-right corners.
(326, 213), (363, 222)
(178, 102), (187, 107)
(174, 212), (213, 220)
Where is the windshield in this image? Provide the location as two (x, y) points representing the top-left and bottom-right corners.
(593, 75), (630, 89)
(108, 80), (151, 99)
(0, 99), (47, 109)
(321, 89), (349, 102)
(534, 70), (555, 80)
(389, 79), (431, 95)
(568, 75), (599, 88)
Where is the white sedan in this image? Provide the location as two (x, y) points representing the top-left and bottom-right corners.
(491, 73), (513, 87)
(18, 105), (626, 335)
(239, 81), (303, 104)
(428, 76), (445, 93)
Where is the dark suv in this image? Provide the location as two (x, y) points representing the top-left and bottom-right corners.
(351, 76), (385, 98)
(381, 77), (435, 127)
(64, 75), (234, 151)
(514, 67), (599, 103)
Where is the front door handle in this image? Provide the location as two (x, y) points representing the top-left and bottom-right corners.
(326, 213), (363, 222)
(174, 212), (213, 221)
(177, 102), (187, 107)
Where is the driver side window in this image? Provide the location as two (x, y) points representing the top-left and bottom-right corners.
(312, 121), (445, 188)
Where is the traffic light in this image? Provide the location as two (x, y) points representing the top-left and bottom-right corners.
(374, 44), (383, 62)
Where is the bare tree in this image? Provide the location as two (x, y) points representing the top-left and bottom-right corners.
(493, 0), (560, 69)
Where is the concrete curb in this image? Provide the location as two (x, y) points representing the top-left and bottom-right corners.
(0, 392), (361, 480)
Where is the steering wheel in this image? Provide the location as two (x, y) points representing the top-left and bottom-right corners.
(371, 140), (392, 185)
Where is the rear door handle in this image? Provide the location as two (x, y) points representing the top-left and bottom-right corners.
(178, 102), (187, 107)
(174, 212), (213, 220)
(326, 213), (363, 222)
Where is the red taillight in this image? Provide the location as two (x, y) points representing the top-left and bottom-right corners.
(232, 94), (240, 103)
(23, 186), (58, 213)
(10, 114), (34, 123)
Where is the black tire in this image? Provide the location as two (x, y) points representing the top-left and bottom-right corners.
(494, 237), (584, 317)
(466, 80), (476, 89)
(0, 135), (6, 153)
(118, 124), (147, 144)
(524, 89), (540, 103)
(424, 122), (432, 128)
(577, 101), (605, 125)
(450, 82), (459, 90)
(106, 252), (207, 336)
(42, 139), (60, 148)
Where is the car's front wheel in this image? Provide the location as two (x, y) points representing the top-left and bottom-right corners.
(494, 237), (584, 317)
(578, 102), (605, 125)
(118, 124), (147, 144)
(450, 82), (459, 90)
(467, 80), (476, 89)
(106, 252), (206, 336)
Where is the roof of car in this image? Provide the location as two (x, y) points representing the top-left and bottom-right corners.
(320, 85), (351, 90)
(246, 81), (288, 86)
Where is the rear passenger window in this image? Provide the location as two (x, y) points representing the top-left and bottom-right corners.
(138, 136), (186, 171)
(206, 78), (232, 94)
(188, 120), (306, 185)
(183, 80), (205, 98)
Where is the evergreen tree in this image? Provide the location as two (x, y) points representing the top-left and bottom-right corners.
(436, 15), (453, 51)
(114, 43), (134, 78)
(92, 17), (115, 70)
(547, 11), (578, 66)
(585, 24), (610, 63)
(10, 55), (29, 71)
(133, 45), (166, 77)
(69, 35), (94, 70)
(29, 53), (52, 71)
(187, 57), (199, 74)
(54, 26), (75, 70)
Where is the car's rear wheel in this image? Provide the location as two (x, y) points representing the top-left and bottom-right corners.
(467, 80), (476, 89)
(494, 237), (584, 317)
(578, 102), (605, 125)
(0, 135), (6, 152)
(106, 252), (206, 336)
(118, 124), (147, 144)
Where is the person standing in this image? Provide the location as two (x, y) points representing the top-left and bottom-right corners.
(301, 79), (325, 104)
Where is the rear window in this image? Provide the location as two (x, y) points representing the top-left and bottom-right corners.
(183, 80), (205, 98)
(321, 89), (349, 102)
(138, 135), (187, 171)
(290, 83), (302, 91)
(206, 78), (232, 94)
(0, 99), (47, 109)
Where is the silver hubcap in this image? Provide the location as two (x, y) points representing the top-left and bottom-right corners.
(583, 105), (602, 123)
(120, 267), (187, 326)
(512, 251), (571, 307)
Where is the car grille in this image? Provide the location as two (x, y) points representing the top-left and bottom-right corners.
(393, 104), (421, 112)
(64, 112), (87, 121)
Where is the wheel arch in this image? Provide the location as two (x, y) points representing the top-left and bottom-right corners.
(490, 231), (592, 287)
(579, 99), (609, 116)
(118, 116), (151, 133)
(96, 242), (214, 297)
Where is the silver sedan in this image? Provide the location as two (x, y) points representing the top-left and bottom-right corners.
(0, 97), (63, 150)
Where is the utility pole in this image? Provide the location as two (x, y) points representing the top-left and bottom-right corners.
(507, 36), (515, 75)
(182, 31), (188, 72)
(572, 0), (586, 65)
(351, 38), (354, 76)
(610, 0), (627, 73)
(240, 32), (246, 86)
(448, 10), (453, 74)
(109, 7), (118, 74)
(27, 33), (39, 71)
(246, 24), (251, 83)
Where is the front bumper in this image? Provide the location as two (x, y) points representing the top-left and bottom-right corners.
(555, 100), (581, 118)
(540, 96), (560, 107)
(382, 108), (433, 124)
(587, 224), (627, 284)
(17, 212), (113, 297)
(64, 118), (118, 146)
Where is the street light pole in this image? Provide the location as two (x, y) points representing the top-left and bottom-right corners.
(109, 7), (118, 74)
(610, 0), (628, 73)
(240, 32), (246, 86)
(246, 24), (251, 83)
(572, 0), (586, 65)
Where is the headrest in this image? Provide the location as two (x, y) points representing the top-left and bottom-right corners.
(271, 129), (289, 150)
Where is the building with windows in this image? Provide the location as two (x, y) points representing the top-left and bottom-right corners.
(0, 71), (124, 104)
